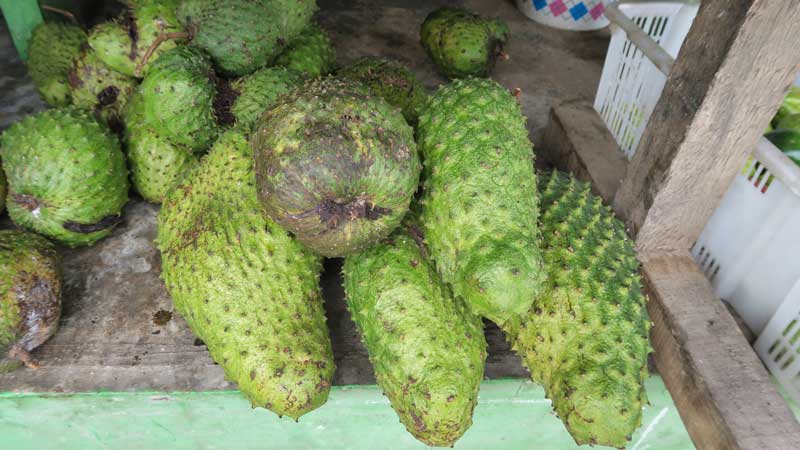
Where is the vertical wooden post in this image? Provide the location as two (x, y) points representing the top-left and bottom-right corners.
(0, 0), (43, 61)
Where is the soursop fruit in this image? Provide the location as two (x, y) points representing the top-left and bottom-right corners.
(417, 78), (544, 325)
(420, 7), (509, 79)
(177, 0), (317, 76)
(0, 161), (5, 214)
(230, 67), (304, 131)
(274, 24), (336, 78)
(1, 108), (129, 246)
(27, 22), (86, 106)
(338, 57), (428, 126)
(344, 229), (486, 447)
(68, 49), (137, 128)
(158, 130), (334, 419)
(124, 91), (199, 203)
(505, 172), (651, 448)
(138, 45), (220, 150)
(252, 78), (421, 257)
(0, 230), (62, 372)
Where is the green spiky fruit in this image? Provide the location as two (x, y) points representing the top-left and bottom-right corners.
(0, 109), (129, 246)
(252, 78), (420, 257)
(274, 24), (336, 78)
(417, 78), (543, 325)
(0, 230), (62, 373)
(139, 46), (220, 150)
(27, 22), (87, 106)
(158, 130), (334, 419)
(343, 229), (486, 447)
(230, 67), (304, 131)
(89, 0), (185, 78)
(0, 161), (5, 214)
(505, 172), (651, 448)
(177, 0), (317, 76)
(124, 91), (198, 203)
(420, 7), (509, 79)
(68, 49), (137, 127)
(338, 57), (428, 126)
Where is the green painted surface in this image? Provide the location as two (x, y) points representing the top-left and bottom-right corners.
(0, 377), (693, 450)
(0, 0), (43, 60)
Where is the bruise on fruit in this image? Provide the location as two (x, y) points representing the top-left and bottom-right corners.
(96, 86), (120, 106)
(11, 193), (42, 211)
(121, 9), (138, 60)
(63, 214), (122, 233)
(13, 275), (61, 352)
(316, 197), (391, 230)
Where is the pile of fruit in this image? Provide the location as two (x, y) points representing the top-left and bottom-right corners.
(0, 2), (651, 448)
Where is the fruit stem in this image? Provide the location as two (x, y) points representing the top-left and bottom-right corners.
(41, 5), (78, 24)
(135, 31), (191, 77)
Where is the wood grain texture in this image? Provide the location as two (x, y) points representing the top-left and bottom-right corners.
(613, 0), (800, 255)
(643, 254), (800, 450)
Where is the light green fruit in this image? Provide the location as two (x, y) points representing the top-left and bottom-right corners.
(274, 24), (336, 78)
(68, 49), (137, 128)
(139, 46), (220, 150)
(252, 78), (421, 257)
(505, 171), (651, 448)
(0, 230), (61, 373)
(417, 78), (544, 325)
(27, 21), (87, 106)
(157, 130), (334, 419)
(230, 67), (304, 131)
(177, 0), (317, 76)
(0, 108), (129, 246)
(344, 229), (486, 447)
(124, 91), (198, 203)
(0, 160), (5, 214)
(338, 57), (428, 126)
(420, 7), (509, 79)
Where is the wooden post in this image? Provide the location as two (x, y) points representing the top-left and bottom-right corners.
(613, 0), (800, 256)
(0, 0), (43, 61)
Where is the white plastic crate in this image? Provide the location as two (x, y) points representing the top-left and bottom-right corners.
(755, 280), (800, 404)
(594, 2), (697, 159)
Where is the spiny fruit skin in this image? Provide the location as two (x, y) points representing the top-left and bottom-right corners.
(0, 161), (5, 214)
(139, 46), (220, 150)
(274, 24), (336, 78)
(0, 230), (61, 373)
(68, 49), (137, 128)
(0, 109), (129, 246)
(157, 130), (334, 419)
(344, 229), (486, 447)
(177, 0), (318, 76)
(27, 22), (87, 106)
(252, 78), (421, 257)
(505, 172), (651, 449)
(124, 91), (198, 203)
(338, 57), (428, 127)
(230, 67), (305, 131)
(89, 0), (185, 77)
(417, 78), (543, 325)
(420, 7), (509, 79)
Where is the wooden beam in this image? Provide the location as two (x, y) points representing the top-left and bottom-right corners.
(642, 254), (800, 450)
(613, 0), (800, 255)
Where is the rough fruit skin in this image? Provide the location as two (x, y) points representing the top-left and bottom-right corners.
(417, 78), (543, 325)
(27, 22), (87, 106)
(0, 109), (129, 246)
(252, 78), (421, 257)
(0, 160), (5, 214)
(124, 91), (198, 203)
(139, 46), (219, 150)
(274, 24), (336, 78)
(338, 57), (428, 127)
(68, 49), (137, 127)
(157, 130), (334, 419)
(0, 230), (61, 373)
(420, 7), (509, 79)
(505, 172), (651, 448)
(230, 67), (304, 131)
(177, 0), (317, 76)
(343, 229), (486, 447)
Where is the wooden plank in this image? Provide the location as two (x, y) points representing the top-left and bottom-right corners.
(642, 255), (800, 450)
(613, 0), (800, 255)
(0, 0), (42, 60)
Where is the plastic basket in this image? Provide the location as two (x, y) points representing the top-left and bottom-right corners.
(754, 280), (800, 404)
(516, 0), (610, 31)
(594, 2), (698, 159)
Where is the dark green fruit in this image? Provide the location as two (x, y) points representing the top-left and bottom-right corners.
(252, 78), (420, 257)
(230, 67), (305, 131)
(27, 22), (87, 106)
(68, 49), (137, 128)
(1, 108), (129, 246)
(0, 230), (61, 373)
(275, 23), (336, 78)
(158, 130), (334, 419)
(0, 160), (6, 214)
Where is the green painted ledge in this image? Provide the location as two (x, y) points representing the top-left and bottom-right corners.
(0, 377), (693, 450)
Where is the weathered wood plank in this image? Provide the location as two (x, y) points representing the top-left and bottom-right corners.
(613, 0), (800, 255)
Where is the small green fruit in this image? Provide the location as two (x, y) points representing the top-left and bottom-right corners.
(27, 22), (87, 106)
(229, 67), (304, 131)
(275, 24), (336, 78)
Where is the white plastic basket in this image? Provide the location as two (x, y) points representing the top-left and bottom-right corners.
(594, 2), (697, 159)
(754, 280), (800, 404)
